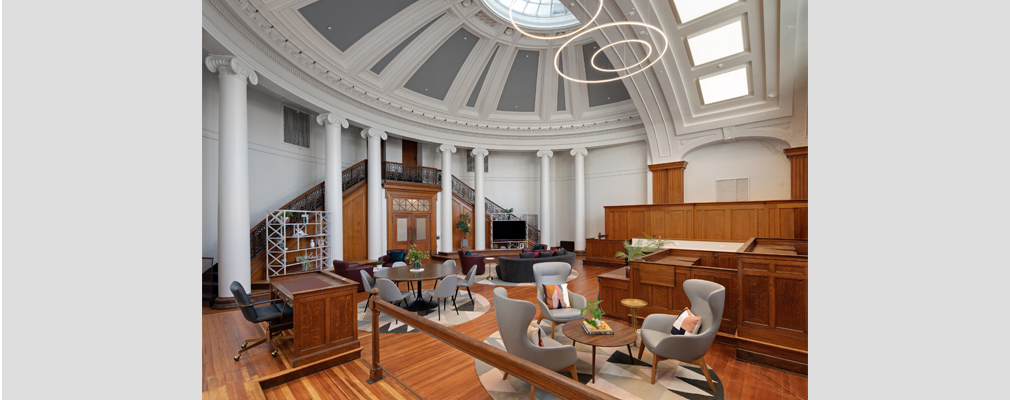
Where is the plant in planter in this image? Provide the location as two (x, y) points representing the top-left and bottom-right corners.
(581, 299), (606, 327)
(456, 212), (472, 249)
(405, 244), (429, 270)
(296, 256), (311, 271)
(615, 233), (673, 267)
(281, 211), (294, 223)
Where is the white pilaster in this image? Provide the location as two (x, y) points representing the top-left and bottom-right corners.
(438, 144), (457, 253)
(472, 148), (488, 250)
(362, 128), (388, 260)
(318, 113), (349, 264)
(537, 149), (553, 247)
(206, 54), (258, 299)
(571, 148), (588, 252)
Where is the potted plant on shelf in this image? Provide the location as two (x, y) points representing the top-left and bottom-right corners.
(405, 244), (429, 271)
(282, 211), (293, 223)
(296, 256), (311, 271)
(581, 299), (606, 328)
(456, 212), (472, 249)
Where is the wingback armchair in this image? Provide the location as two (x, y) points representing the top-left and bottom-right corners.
(331, 259), (372, 292)
(457, 249), (486, 276)
(377, 249), (408, 269)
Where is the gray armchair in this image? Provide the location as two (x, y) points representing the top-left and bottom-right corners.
(492, 287), (578, 398)
(636, 279), (725, 390)
(532, 262), (587, 339)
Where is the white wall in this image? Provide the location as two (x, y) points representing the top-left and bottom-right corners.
(583, 142), (650, 241)
(202, 66), (366, 260)
(683, 139), (792, 203)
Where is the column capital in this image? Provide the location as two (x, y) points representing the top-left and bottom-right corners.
(437, 144), (457, 154)
(537, 149), (554, 158)
(471, 148), (489, 157)
(361, 127), (387, 140)
(205, 54), (258, 85)
(570, 148), (588, 157)
(316, 112), (349, 128)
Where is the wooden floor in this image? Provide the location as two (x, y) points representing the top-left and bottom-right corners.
(203, 257), (807, 399)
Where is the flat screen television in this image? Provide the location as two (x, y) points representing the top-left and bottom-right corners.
(492, 220), (527, 242)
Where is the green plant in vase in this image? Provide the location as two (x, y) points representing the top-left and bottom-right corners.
(456, 212), (472, 248)
(614, 233), (673, 266)
(581, 300), (605, 327)
(405, 244), (429, 269)
(296, 256), (311, 271)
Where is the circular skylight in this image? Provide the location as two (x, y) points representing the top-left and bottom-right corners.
(481, 0), (580, 30)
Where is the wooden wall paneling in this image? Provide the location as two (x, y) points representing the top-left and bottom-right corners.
(649, 161), (687, 204)
(690, 267), (738, 335)
(768, 202), (809, 239)
(342, 185), (368, 261)
(784, 147), (808, 200)
(737, 255), (808, 350)
(615, 211), (629, 240)
(597, 270), (631, 321)
(584, 239), (628, 267)
(628, 211), (646, 239)
(604, 200), (807, 242)
(383, 181), (441, 256)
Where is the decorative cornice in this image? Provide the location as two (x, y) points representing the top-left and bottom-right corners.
(474, 10), (496, 27)
(437, 144), (458, 153)
(537, 150), (554, 158)
(316, 112), (349, 128)
(205, 54), (259, 85)
(361, 128), (388, 140)
(212, 0), (646, 141)
(678, 133), (716, 146)
(570, 148), (588, 157)
(648, 161), (688, 171)
(471, 148), (489, 157)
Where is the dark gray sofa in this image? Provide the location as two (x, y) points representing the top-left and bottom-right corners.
(496, 251), (576, 283)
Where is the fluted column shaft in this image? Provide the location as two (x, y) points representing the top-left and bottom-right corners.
(438, 144), (457, 252)
(319, 113), (348, 264)
(571, 148), (588, 252)
(207, 55), (257, 299)
(472, 148), (488, 250)
(362, 128), (387, 260)
(537, 150), (553, 247)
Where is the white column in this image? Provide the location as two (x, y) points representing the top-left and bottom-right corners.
(472, 148), (488, 250)
(318, 113), (348, 264)
(537, 149), (553, 247)
(362, 128), (387, 260)
(438, 144), (457, 253)
(571, 148), (588, 252)
(206, 54), (258, 299)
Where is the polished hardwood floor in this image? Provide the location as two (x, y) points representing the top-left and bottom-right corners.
(203, 256), (808, 399)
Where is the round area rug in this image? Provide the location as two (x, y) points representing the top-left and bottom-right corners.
(476, 269), (579, 287)
(356, 289), (490, 334)
(476, 322), (724, 400)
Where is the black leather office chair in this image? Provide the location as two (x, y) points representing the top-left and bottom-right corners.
(230, 281), (293, 360)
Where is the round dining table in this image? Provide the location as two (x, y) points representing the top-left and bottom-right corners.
(373, 262), (461, 311)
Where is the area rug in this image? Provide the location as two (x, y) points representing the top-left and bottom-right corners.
(356, 289), (490, 334)
(476, 269), (579, 287)
(476, 322), (724, 400)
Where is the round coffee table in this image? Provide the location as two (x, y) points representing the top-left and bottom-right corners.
(561, 319), (638, 383)
(373, 262), (461, 311)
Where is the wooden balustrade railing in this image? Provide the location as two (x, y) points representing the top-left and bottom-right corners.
(368, 292), (618, 400)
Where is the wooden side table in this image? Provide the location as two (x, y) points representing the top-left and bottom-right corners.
(620, 298), (648, 344)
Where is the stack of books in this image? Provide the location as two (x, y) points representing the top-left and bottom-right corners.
(582, 320), (614, 335)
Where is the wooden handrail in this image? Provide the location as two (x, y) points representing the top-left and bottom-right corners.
(368, 290), (619, 400)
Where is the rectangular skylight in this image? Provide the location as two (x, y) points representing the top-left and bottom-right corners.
(687, 20), (744, 66)
(671, 0), (737, 24)
(699, 67), (749, 104)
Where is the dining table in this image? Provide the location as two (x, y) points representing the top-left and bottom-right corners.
(373, 262), (461, 311)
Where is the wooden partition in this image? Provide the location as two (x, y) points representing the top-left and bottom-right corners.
(604, 200), (807, 241)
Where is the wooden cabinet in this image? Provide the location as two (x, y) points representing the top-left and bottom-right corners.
(597, 269), (631, 321)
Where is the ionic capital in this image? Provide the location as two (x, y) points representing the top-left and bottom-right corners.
(437, 144), (457, 154)
(537, 149), (554, 159)
(570, 148), (588, 157)
(316, 113), (349, 128)
(361, 127), (387, 140)
(205, 54), (258, 85)
(471, 148), (489, 157)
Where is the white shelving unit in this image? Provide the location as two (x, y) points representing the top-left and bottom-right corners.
(265, 209), (330, 281)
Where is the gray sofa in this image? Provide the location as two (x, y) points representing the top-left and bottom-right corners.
(496, 250), (576, 283)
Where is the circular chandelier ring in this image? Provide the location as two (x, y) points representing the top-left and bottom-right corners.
(554, 21), (670, 84)
(591, 39), (653, 73)
(509, 0), (603, 40)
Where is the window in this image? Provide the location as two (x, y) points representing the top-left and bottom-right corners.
(716, 178), (749, 202)
(467, 152), (489, 173)
(283, 106), (310, 148)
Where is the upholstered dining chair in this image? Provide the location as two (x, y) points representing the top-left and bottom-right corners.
(390, 261), (411, 291)
(422, 275), (458, 319)
(637, 279), (725, 390)
(492, 287), (578, 399)
(455, 265), (478, 304)
(532, 262), (587, 339)
(230, 281), (293, 361)
(375, 278), (413, 323)
(434, 259), (456, 286)
(360, 270), (376, 309)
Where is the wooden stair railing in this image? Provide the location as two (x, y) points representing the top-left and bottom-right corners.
(368, 293), (619, 400)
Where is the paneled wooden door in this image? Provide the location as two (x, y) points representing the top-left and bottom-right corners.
(390, 213), (429, 251)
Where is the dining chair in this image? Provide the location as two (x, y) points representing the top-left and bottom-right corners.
(423, 275), (458, 319)
(455, 265), (478, 304)
(391, 261), (411, 291)
(375, 278), (413, 323)
(360, 270), (376, 309)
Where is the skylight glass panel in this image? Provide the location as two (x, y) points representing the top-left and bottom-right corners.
(672, 0), (737, 24)
(484, 0), (579, 29)
(687, 20), (744, 66)
(699, 67), (749, 104)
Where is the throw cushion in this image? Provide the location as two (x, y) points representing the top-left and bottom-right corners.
(465, 250), (472, 255)
(533, 251), (542, 258)
(671, 308), (702, 336)
(527, 322), (543, 347)
(556, 248), (566, 256)
(389, 250), (405, 263)
(543, 284), (571, 310)
(519, 252), (535, 259)
(534, 244), (544, 250)
(522, 248), (534, 253)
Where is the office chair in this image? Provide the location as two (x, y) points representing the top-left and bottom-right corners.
(230, 281), (293, 360)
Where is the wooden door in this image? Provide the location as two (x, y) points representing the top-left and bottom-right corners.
(402, 140), (418, 166)
(390, 213), (430, 250)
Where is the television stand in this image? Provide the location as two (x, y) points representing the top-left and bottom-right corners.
(491, 241), (526, 250)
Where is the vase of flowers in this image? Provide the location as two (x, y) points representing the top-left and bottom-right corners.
(406, 244), (428, 271)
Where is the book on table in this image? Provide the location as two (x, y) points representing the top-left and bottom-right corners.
(582, 320), (614, 335)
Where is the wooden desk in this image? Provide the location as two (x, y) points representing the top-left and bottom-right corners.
(270, 271), (361, 368)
